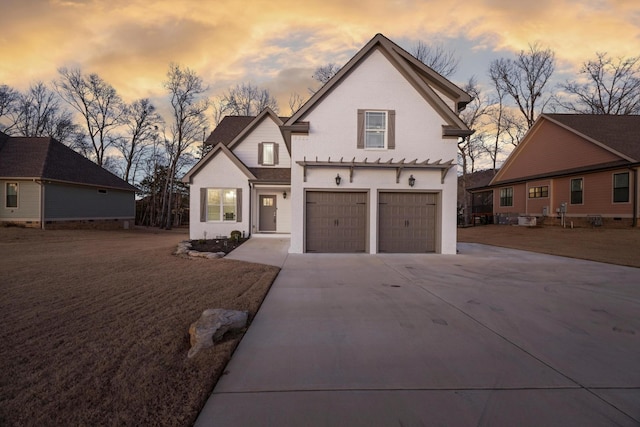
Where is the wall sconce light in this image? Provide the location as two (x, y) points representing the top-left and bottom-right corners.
(408, 175), (416, 187)
(335, 174), (342, 186)
(283, 191), (287, 199)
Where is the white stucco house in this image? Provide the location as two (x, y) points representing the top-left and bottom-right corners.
(183, 33), (472, 254)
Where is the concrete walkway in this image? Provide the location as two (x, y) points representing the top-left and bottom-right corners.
(196, 241), (640, 426)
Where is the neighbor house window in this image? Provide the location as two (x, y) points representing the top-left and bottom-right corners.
(357, 109), (395, 150)
(206, 189), (237, 221)
(528, 185), (549, 198)
(6, 182), (18, 208)
(258, 142), (278, 166)
(571, 178), (583, 204)
(613, 172), (629, 203)
(499, 187), (513, 207)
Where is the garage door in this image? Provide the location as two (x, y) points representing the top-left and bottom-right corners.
(378, 192), (437, 253)
(306, 192), (367, 253)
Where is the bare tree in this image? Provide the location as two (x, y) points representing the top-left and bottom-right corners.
(162, 63), (209, 229)
(0, 85), (18, 128)
(288, 92), (305, 114)
(7, 82), (69, 136)
(217, 82), (278, 117)
(312, 63), (341, 85)
(114, 98), (163, 184)
(411, 41), (460, 77)
(55, 68), (125, 166)
(458, 77), (489, 225)
(489, 43), (555, 130)
(559, 53), (640, 114)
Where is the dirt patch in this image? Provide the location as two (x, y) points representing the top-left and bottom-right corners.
(0, 227), (279, 426)
(458, 225), (640, 268)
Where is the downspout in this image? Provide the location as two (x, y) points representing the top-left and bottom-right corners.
(35, 179), (45, 230)
(248, 181), (253, 237)
(632, 167), (638, 227)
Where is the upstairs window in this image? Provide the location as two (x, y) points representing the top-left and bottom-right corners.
(365, 111), (386, 149)
(6, 182), (18, 208)
(499, 187), (513, 207)
(258, 142), (278, 166)
(357, 109), (395, 150)
(613, 172), (629, 203)
(528, 185), (548, 198)
(570, 178), (583, 205)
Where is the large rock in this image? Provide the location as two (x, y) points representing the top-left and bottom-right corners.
(188, 309), (248, 358)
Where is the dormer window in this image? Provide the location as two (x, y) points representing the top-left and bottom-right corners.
(258, 142), (278, 166)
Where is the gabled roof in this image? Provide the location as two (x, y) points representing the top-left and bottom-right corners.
(226, 108), (287, 151)
(206, 109), (289, 150)
(205, 116), (255, 147)
(543, 114), (640, 161)
(0, 135), (136, 192)
(182, 142), (256, 184)
(284, 33), (472, 137)
(489, 114), (640, 186)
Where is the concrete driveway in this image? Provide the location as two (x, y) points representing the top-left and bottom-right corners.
(196, 241), (640, 426)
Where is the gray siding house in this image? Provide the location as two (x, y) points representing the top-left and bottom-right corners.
(0, 132), (136, 229)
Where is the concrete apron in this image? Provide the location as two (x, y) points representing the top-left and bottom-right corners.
(196, 243), (640, 426)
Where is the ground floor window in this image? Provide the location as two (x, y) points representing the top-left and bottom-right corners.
(613, 172), (629, 203)
(6, 182), (18, 208)
(571, 178), (583, 204)
(528, 185), (549, 198)
(207, 189), (237, 221)
(499, 187), (513, 207)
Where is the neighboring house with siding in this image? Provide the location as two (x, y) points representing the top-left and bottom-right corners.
(0, 132), (136, 229)
(183, 33), (472, 253)
(473, 114), (640, 227)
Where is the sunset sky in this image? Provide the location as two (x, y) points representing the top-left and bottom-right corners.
(2, 0), (639, 114)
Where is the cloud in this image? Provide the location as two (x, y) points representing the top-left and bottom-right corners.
(1, 0), (638, 114)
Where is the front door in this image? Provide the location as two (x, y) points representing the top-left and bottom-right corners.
(259, 195), (277, 232)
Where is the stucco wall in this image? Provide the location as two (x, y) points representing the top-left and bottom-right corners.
(289, 49), (459, 254)
(189, 150), (251, 240)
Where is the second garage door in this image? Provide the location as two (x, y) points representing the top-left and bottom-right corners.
(378, 192), (437, 253)
(306, 191), (367, 253)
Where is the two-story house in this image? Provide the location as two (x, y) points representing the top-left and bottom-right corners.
(183, 33), (472, 253)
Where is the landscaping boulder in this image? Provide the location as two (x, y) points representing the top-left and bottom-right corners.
(188, 309), (248, 358)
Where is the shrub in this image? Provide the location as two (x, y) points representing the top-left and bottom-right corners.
(230, 230), (241, 242)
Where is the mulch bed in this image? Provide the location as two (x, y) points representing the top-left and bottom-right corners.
(190, 238), (248, 254)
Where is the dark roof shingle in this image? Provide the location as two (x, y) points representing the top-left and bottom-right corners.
(545, 114), (640, 161)
(0, 136), (136, 191)
(205, 116), (255, 146)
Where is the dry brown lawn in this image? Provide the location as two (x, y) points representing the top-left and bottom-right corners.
(458, 224), (640, 268)
(0, 227), (279, 426)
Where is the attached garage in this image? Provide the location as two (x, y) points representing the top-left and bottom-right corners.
(305, 191), (367, 252)
(378, 192), (437, 253)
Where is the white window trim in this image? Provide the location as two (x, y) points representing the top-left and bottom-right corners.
(262, 142), (275, 166)
(364, 110), (388, 150)
(206, 188), (237, 222)
(5, 182), (18, 209)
